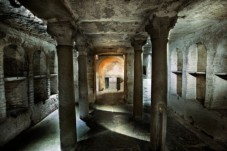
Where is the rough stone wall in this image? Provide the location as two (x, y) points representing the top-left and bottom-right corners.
(0, 95), (58, 146)
(50, 76), (58, 94)
(168, 20), (227, 144)
(0, 111), (31, 145)
(0, 23), (58, 146)
(5, 79), (28, 108)
(31, 95), (58, 124)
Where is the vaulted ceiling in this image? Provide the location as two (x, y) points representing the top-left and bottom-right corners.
(1, 0), (227, 50)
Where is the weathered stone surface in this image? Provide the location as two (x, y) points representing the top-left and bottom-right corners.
(5, 79), (28, 108)
(0, 15), (57, 146)
(0, 94), (58, 146)
(0, 0), (53, 43)
(168, 17), (227, 144)
(47, 21), (74, 46)
(1, 0), (227, 149)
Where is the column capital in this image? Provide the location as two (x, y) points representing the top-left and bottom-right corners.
(76, 45), (88, 56)
(75, 32), (87, 46)
(78, 49), (87, 56)
(131, 38), (146, 52)
(47, 21), (74, 46)
(145, 15), (177, 40)
(75, 31), (89, 56)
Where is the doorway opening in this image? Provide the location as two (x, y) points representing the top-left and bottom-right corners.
(95, 55), (125, 104)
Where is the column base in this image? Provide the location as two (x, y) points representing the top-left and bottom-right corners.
(133, 115), (143, 122)
(80, 113), (93, 123)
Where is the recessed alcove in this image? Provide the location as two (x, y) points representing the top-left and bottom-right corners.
(170, 48), (183, 96)
(33, 50), (48, 103)
(186, 43), (207, 105)
(3, 44), (28, 111)
(215, 73), (227, 80)
(212, 38), (227, 109)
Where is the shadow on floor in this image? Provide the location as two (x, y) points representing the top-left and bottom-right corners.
(0, 104), (224, 151)
(76, 123), (150, 151)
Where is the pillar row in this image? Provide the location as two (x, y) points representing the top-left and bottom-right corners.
(47, 21), (77, 151)
(146, 15), (177, 151)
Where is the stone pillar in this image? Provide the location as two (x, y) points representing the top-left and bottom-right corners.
(132, 39), (146, 118)
(87, 53), (95, 103)
(146, 15), (177, 151)
(143, 38), (152, 79)
(77, 45), (89, 119)
(0, 41), (6, 121)
(47, 21), (77, 151)
(125, 47), (134, 104)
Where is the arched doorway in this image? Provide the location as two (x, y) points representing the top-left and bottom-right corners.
(95, 55), (125, 104)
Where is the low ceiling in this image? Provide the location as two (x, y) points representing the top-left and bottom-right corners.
(1, 0), (227, 50)
(170, 0), (227, 39)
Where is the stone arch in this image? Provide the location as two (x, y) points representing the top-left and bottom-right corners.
(4, 44), (28, 77)
(33, 50), (47, 76)
(97, 56), (124, 91)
